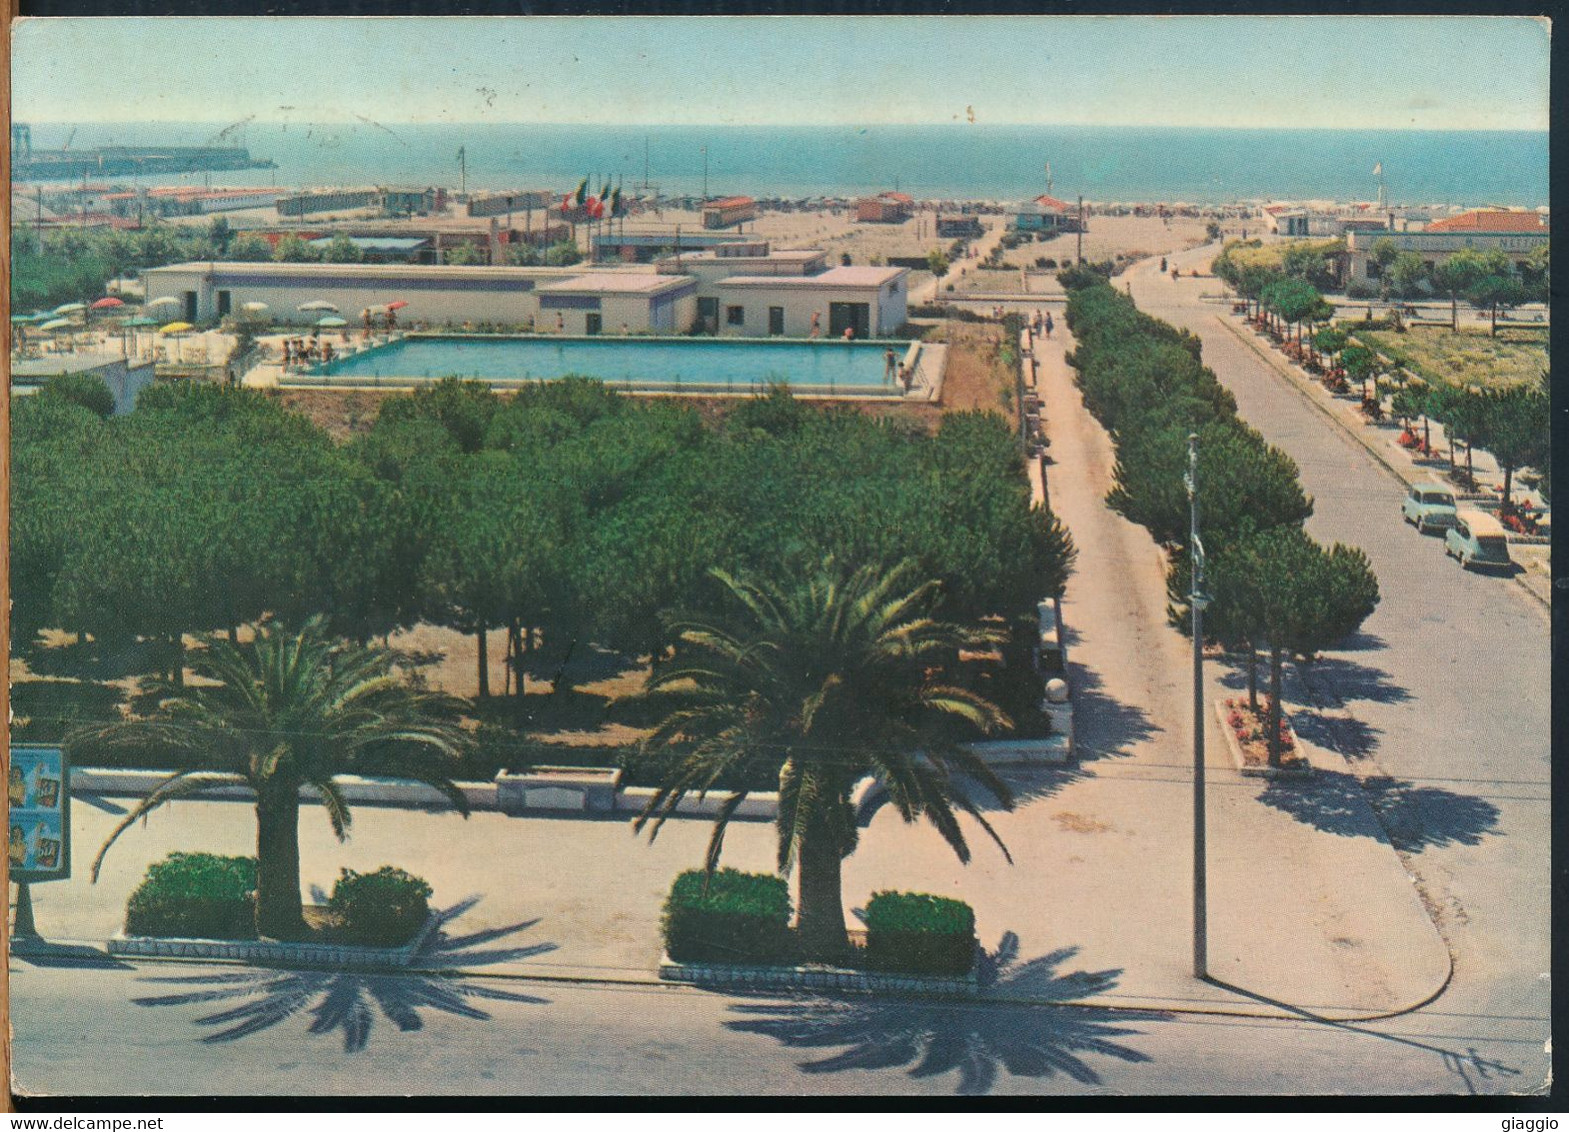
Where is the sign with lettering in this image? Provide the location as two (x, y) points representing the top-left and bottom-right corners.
(8, 745), (70, 882)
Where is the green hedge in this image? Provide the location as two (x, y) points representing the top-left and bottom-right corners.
(327, 866), (433, 947)
(662, 868), (794, 966)
(125, 852), (257, 940)
(864, 891), (978, 976)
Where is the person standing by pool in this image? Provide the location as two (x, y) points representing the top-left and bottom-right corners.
(843, 325), (854, 341)
(810, 311), (821, 339)
(556, 312), (565, 334)
(1044, 312), (1054, 338)
(884, 346), (897, 382)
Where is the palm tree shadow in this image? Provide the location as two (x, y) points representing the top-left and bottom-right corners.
(725, 933), (1164, 1095)
(129, 897), (556, 1053)
(1258, 769), (1502, 851)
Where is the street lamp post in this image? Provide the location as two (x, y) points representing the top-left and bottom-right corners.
(1186, 432), (1210, 980)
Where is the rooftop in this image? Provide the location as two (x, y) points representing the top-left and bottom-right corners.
(306, 236), (432, 252)
(144, 261), (585, 281)
(12, 350), (142, 379)
(537, 272), (693, 295)
(718, 265), (907, 289)
(705, 196), (756, 209)
(1426, 209), (1547, 233)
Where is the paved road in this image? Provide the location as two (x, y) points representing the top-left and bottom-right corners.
(1127, 248), (1551, 1088)
(8, 956), (1542, 1097)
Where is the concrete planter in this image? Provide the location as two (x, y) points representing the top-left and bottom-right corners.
(1215, 700), (1311, 779)
(658, 952), (978, 997)
(495, 765), (621, 815)
(73, 768), (499, 811)
(108, 910), (440, 969)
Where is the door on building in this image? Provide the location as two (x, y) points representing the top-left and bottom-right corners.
(585, 313), (602, 336)
(828, 302), (871, 339)
(216, 290), (232, 319)
(768, 306), (785, 336)
(183, 291), (198, 323)
(697, 297), (719, 333)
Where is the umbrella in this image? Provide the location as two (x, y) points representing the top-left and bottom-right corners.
(146, 296), (182, 310)
(38, 318), (75, 332)
(316, 316), (348, 328)
(91, 297), (125, 310)
(241, 301), (270, 313)
(52, 302), (87, 315)
(386, 300), (409, 311)
(122, 316), (160, 328)
(159, 321), (195, 336)
(298, 300), (338, 312)
(10, 313), (36, 323)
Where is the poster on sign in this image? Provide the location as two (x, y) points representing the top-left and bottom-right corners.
(8, 745), (71, 882)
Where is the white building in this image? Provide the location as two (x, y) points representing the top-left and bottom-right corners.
(713, 266), (909, 339)
(535, 273), (698, 336)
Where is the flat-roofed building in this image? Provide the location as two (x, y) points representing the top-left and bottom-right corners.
(535, 273), (698, 335)
(1345, 225), (1549, 283)
(276, 187), (381, 217)
(466, 190), (556, 219)
(656, 243), (831, 332)
(11, 350), (156, 415)
(856, 192), (914, 223)
(712, 265), (908, 339)
(702, 196), (757, 230)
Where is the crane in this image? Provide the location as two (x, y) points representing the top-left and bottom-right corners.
(207, 116), (255, 146)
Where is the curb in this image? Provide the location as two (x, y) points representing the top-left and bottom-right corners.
(658, 953), (978, 997)
(107, 912), (441, 968)
(1212, 313), (1550, 615)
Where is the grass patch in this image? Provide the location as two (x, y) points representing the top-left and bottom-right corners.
(1358, 326), (1548, 391)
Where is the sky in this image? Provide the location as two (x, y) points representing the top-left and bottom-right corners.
(11, 15), (1551, 132)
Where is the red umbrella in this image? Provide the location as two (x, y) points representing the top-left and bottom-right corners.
(91, 297), (125, 310)
(386, 300), (409, 311)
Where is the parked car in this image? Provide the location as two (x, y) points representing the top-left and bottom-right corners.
(1444, 510), (1514, 571)
(1401, 482), (1459, 534)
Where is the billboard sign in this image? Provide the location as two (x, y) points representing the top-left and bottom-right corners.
(8, 745), (71, 882)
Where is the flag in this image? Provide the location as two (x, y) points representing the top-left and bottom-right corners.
(587, 193), (605, 220)
(574, 177), (589, 207)
(610, 185), (623, 218)
(1373, 163), (1382, 177)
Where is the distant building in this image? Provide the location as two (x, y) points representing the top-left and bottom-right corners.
(702, 196), (758, 230)
(855, 192), (914, 223)
(465, 190), (556, 219)
(1425, 209), (1548, 234)
(936, 215), (984, 239)
(1008, 195), (1079, 235)
(1344, 225), (1549, 284)
(1263, 205), (1311, 237)
(589, 230), (753, 264)
(535, 273), (698, 336)
(276, 187), (381, 218)
(379, 186), (445, 216)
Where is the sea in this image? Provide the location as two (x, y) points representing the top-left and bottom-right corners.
(22, 122), (1550, 208)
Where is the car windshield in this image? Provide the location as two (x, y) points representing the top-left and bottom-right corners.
(1424, 492), (1455, 505)
(1478, 536), (1509, 555)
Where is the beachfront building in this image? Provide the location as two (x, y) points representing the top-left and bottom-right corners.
(535, 273), (698, 336)
(711, 266), (909, 339)
(590, 230), (752, 264)
(1263, 205), (1311, 236)
(936, 215), (984, 238)
(142, 261), (588, 326)
(1343, 220), (1548, 284)
(465, 190), (556, 219)
(655, 242), (830, 331)
(855, 192), (914, 223)
(702, 196), (757, 230)
(1007, 195), (1078, 236)
(276, 188), (381, 217)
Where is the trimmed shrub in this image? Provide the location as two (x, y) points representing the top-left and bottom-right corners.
(663, 868), (793, 966)
(327, 866), (433, 947)
(864, 890), (978, 976)
(125, 852), (257, 940)
(45, 372), (116, 419)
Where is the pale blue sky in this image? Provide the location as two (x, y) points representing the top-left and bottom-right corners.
(12, 16), (1551, 131)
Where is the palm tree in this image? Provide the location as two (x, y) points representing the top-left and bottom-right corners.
(633, 557), (1014, 962)
(72, 617), (472, 940)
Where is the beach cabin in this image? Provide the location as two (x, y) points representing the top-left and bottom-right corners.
(855, 192), (914, 224)
(702, 196), (758, 230)
(1008, 195), (1076, 236)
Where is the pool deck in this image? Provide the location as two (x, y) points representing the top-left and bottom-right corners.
(257, 333), (946, 403)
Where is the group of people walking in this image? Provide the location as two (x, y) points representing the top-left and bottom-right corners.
(281, 337), (335, 368)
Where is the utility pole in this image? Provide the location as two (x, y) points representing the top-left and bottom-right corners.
(701, 145), (708, 204)
(1076, 194), (1084, 264)
(1185, 433), (1210, 981)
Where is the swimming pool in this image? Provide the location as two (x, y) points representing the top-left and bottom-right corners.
(301, 334), (916, 397)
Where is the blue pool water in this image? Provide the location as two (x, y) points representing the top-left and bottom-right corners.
(310, 335), (908, 395)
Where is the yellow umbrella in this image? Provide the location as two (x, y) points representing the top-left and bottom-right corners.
(158, 322), (195, 335)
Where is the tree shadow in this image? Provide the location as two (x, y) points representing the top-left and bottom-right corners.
(12, 941), (133, 970)
(1257, 769), (1502, 851)
(1290, 709), (1383, 762)
(724, 933), (1163, 1095)
(1066, 661), (1160, 765)
(129, 897), (555, 1053)
(1303, 657), (1413, 707)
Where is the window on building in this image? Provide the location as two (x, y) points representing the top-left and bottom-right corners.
(726, 305), (745, 326)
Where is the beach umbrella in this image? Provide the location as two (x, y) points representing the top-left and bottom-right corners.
(298, 300), (338, 312)
(316, 315), (348, 328)
(386, 300), (409, 311)
(91, 296), (125, 310)
(122, 316), (159, 328)
(146, 296), (181, 310)
(52, 302), (87, 315)
(38, 318), (75, 332)
(10, 313), (37, 323)
(158, 321), (195, 336)
(241, 301), (270, 313)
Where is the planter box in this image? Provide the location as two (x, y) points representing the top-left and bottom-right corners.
(108, 910), (440, 969)
(1214, 700), (1311, 779)
(74, 768), (498, 811)
(494, 765), (620, 814)
(658, 952), (978, 997)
